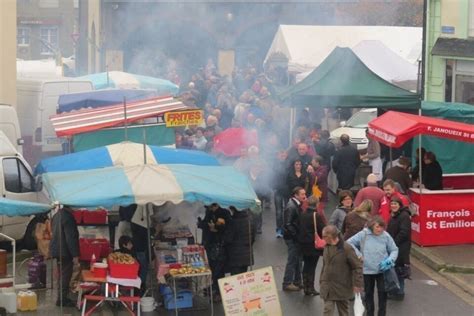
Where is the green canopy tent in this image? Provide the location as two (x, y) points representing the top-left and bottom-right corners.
(278, 47), (421, 109)
(415, 101), (474, 174)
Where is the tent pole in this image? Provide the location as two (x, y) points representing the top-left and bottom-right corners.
(418, 109), (423, 194)
(248, 211), (253, 272)
(290, 107), (295, 144)
(143, 128), (147, 164)
(389, 148), (393, 168)
(123, 96), (128, 141)
(58, 207), (63, 313)
(146, 204), (153, 273)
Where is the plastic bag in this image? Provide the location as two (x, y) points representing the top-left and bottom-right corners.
(69, 261), (82, 293)
(353, 292), (365, 316)
(383, 267), (401, 293)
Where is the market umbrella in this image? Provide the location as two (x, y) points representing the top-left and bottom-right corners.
(77, 71), (179, 96)
(213, 128), (258, 157)
(41, 164), (259, 211)
(0, 198), (51, 216)
(57, 89), (158, 114)
(35, 142), (220, 174)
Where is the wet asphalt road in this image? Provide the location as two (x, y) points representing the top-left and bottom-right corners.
(11, 192), (474, 316)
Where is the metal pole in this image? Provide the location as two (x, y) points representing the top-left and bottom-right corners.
(248, 211), (253, 272)
(106, 65), (110, 87)
(123, 96), (128, 141)
(389, 147), (393, 168)
(143, 128), (147, 164)
(290, 107), (295, 144)
(58, 207), (63, 314)
(146, 204), (153, 273)
(418, 109), (423, 194)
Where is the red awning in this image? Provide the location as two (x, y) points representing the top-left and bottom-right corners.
(368, 111), (474, 148)
(50, 96), (188, 137)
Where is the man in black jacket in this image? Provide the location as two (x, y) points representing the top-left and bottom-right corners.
(332, 134), (361, 190)
(225, 207), (255, 275)
(282, 186), (306, 291)
(197, 203), (232, 301)
(50, 206), (79, 307)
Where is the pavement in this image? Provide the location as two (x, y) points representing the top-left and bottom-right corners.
(3, 192), (474, 315)
(411, 243), (474, 297)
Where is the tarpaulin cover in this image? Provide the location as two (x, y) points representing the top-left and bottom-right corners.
(213, 128), (258, 157)
(50, 96), (187, 137)
(41, 164), (259, 210)
(77, 71), (179, 95)
(278, 47), (420, 109)
(0, 198), (50, 216)
(71, 124), (175, 152)
(417, 101), (474, 174)
(35, 142), (219, 174)
(368, 110), (474, 148)
(58, 89), (158, 113)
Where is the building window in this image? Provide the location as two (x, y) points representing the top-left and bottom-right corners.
(39, 0), (59, 8)
(40, 26), (58, 55)
(448, 60), (474, 104)
(17, 27), (30, 46)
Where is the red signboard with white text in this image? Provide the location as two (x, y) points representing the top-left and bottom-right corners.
(410, 188), (474, 246)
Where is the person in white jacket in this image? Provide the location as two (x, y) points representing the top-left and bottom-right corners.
(348, 216), (398, 316)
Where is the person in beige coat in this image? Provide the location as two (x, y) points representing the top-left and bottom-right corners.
(320, 225), (363, 316)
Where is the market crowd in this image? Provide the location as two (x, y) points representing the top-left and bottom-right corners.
(45, 59), (444, 315)
(167, 59), (445, 315)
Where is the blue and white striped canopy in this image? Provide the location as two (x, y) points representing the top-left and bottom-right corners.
(35, 142), (219, 175)
(41, 164), (259, 210)
(0, 198), (51, 216)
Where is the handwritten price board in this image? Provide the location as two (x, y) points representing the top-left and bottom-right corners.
(218, 266), (282, 316)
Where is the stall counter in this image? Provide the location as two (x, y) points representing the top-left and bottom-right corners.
(409, 185), (474, 246)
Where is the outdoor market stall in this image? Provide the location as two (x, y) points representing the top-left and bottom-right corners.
(39, 162), (259, 314)
(368, 110), (474, 246)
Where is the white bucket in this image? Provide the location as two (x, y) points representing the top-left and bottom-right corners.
(140, 297), (156, 312)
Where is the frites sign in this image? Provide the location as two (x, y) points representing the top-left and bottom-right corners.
(165, 110), (203, 127)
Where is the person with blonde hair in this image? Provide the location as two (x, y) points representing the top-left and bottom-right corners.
(341, 199), (373, 240)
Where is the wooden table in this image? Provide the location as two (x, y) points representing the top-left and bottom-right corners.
(80, 270), (141, 316)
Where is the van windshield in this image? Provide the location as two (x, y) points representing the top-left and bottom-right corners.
(345, 110), (376, 128)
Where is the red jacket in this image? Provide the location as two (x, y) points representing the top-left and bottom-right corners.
(379, 191), (409, 223)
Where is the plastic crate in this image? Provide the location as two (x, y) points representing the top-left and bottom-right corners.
(79, 238), (110, 261)
(82, 210), (107, 225)
(164, 290), (193, 310)
(108, 260), (139, 279)
(72, 210), (83, 224)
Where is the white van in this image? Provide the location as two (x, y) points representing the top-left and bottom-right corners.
(330, 108), (377, 150)
(16, 78), (93, 165)
(0, 104), (23, 155)
(0, 131), (47, 241)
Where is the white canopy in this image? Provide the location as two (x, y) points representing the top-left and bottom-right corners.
(265, 25), (422, 74)
(295, 40), (420, 90)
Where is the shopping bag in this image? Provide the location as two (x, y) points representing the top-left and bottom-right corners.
(312, 183), (322, 199)
(313, 212), (326, 250)
(383, 267), (400, 293)
(70, 261), (82, 293)
(353, 293), (365, 316)
(34, 221), (51, 258)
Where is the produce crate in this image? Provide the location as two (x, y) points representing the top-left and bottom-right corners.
(82, 209), (107, 225)
(79, 238), (110, 261)
(72, 210), (83, 224)
(108, 260), (139, 279)
(164, 290), (193, 310)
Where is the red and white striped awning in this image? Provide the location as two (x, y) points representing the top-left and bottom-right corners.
(50, 96), (187, 137)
